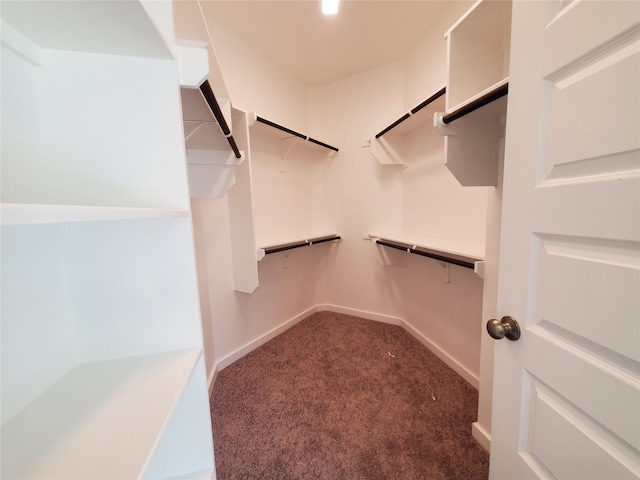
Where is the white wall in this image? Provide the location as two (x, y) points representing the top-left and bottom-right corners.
(309, 62), (406, 317)
(207, 20), (309, 131)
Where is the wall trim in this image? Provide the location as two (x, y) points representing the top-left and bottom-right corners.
(214, 305), (318, 375)
(472, 421), (491, 452)
(316, 303), (403, 326)
(207, 362), (219, 396)
(401, 317), (479, 389)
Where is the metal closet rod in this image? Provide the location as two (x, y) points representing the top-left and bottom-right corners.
(375, 238), (479, 269)
(263, 234), (342, 255)
(255, 116), (339, 152)
(375, 87), (447, 138)
(442, 82), (508, 124)
(199, 80), (242, 159)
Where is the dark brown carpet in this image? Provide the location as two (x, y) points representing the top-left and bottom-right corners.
(210, 311), (489, 479)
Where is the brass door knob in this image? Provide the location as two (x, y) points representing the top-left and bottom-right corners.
(487, 316), (521, 341)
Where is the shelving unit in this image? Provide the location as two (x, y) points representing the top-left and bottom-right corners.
(226, 109), (341, 293)
(1, 1), (214, 478)
(178, 45), (245, 199)
(368, 87), (446, 165)
(435, 0), (512, 186)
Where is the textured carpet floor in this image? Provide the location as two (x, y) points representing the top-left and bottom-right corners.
(210, 311), (489, 479)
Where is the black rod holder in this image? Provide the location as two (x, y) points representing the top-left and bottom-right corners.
(410, 87), (447, 115)
(375, 238), (479, 270)
(409, 246), (477, 270)
(309, 234), (342, 245)
(256, 116), (339, 152)
(308, 137), (339, 152)
(256, 116), (306, 140)
(375, 87), (446, 138)
(199, 80), (242, 159)
(263, 234), (341, 256)
(263, 240), (310, 255)
(442, 83), (508, 125)
(375, 239), (412, 252)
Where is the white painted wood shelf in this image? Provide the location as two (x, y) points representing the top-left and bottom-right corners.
(368, 87), (446, 166)
(368, 233), (485, 277)
(257, 233), (342, 261)
(0, 203), (189, 226)
(436, 0), (512, 187)
(253, 115), (339, 153)
(1, 350), (202, 479)
(178, 46), (244, 199)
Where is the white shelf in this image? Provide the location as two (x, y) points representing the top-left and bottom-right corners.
(369, 88), (446, 166)
(435, 81), (508, 186)
(178, 48), (244, 199)
(1, 349), (202, 480)
(252, 114), (339, 154)
(438, 0), (511, 187)
(368, 233), (485, 276)
(0, 203), (189, 226)
(257, 233), (342, 261)
(445, 0), (512, 111)
(446, 77), (508, 117)
(0, 1), (173, 59)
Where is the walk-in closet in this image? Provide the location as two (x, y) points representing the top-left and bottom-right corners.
(2, 0), (638, 478)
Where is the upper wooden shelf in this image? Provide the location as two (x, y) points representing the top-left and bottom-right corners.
(445, 0), (512, 112)
(368, 87), (446, 166)
(0, 1), (172, 59)
(251, 115), (339, 153)
(374, 87), (446, 138)
(0, 203), (189, 226)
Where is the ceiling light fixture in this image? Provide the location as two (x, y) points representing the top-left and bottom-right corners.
(322, 0), (339, 15)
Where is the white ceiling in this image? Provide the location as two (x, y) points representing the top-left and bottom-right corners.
(200, 1), (455, 86)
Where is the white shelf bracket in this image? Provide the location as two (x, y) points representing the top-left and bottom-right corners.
(369, 137), (407, 167)
(434, 112), (459, 136)
(474, 260), (485, 279)
(280, 137), (297, 172)
(439, 261), (451, 284)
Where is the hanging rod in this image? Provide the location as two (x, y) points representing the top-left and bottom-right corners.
(375, 238), (480, 270)
(260, 234), (342, 256)
(199, 80), (242, 158)
(256, 116), (339, 152)
(375, 87), (446, 138)
(442, 82), (508, 125)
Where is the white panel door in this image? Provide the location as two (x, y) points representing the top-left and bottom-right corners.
(490, 1), (640, 478)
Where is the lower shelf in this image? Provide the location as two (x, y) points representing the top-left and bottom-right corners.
(0, 203), (189, 226)
(256, 234), (342, 261)
(368, 234), (485, 277)
(1, 349), (203, 479)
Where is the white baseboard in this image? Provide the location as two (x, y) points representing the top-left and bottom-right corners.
(400, 317), (479, 389)
(472, 421), (491, 452)
(207, 362), (219, 396)
(214, 305), (318, 373)
(316, 303), (403, 326)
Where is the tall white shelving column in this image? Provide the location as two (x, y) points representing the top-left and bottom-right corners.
(0, 1), (214, 478)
